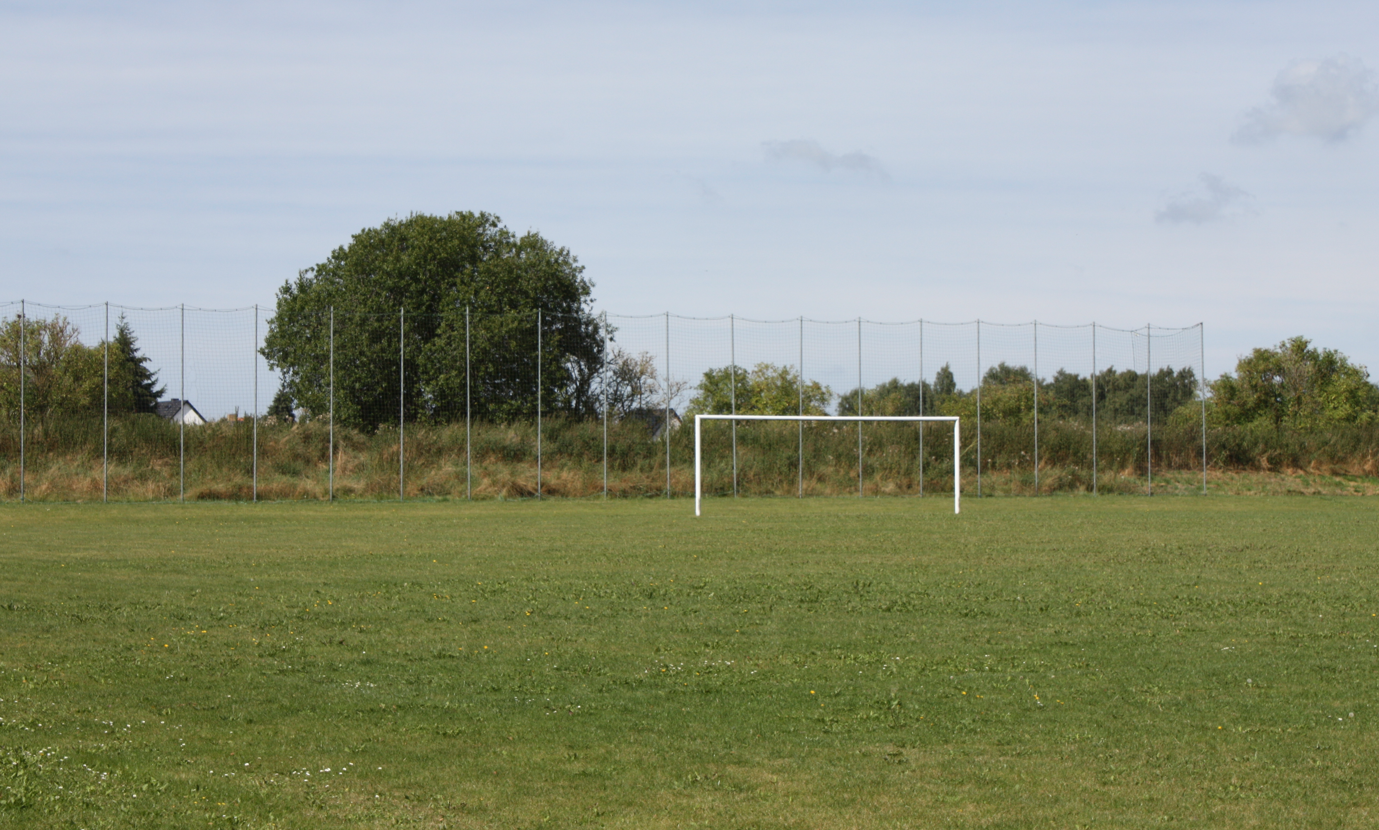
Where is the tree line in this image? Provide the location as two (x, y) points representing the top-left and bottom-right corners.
(6, 213), (1377, 437)
(0, 315), (163, 420)
(689, 360), (1202, 426)
(687, 336), (1378, 431)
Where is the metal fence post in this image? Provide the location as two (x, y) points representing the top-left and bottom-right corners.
(18, 299), (23, 502)
(466, 306), (471, 500)
(179, 303), (185, 503)
(1146, 323), (1153, 496)
(664, 311), (670, 499)
(537, 309), (542, 500)
(730, 314), (737, 497)
(399, 307), (405, 502)
(602, 311), (608, 499)
(1200, 322), (1207, 494)
(103, 301), (109, 503)
(1033, 320), (1039, 495)
(252, 305), (258, 503)
(798, 315), (803, 498)
(328, 307), (334, 502)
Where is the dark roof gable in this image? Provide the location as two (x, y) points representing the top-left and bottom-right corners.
(154, 399), (205, 422)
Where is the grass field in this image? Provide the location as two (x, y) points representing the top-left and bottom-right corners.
(2, 496), (1377, 828)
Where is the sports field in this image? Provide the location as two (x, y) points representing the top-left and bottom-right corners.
(2, 496), (1377, 828)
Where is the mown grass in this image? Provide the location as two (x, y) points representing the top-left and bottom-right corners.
(2, 497), (1378, 828)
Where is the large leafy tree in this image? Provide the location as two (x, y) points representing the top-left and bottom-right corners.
(1211, 337), (1379, 428)
(261, 212), (605, 429)
(0, 315), (104, 418)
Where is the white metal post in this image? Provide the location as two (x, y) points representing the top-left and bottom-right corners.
(918, 319), (924, 497)
(953, 417), (960, 514)
(976, 319), (981, 498)
(1092, 322), (1098, 495)
(694, 414), (702, 516)
(857, 318), (863, 498)
(399, 307), (405, 501)
(798, 316), (803, 498)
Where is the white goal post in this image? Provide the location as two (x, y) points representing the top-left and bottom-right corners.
(694, 415), (961, 516)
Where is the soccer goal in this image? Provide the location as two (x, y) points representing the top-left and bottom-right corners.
(693, 415), (961, 516)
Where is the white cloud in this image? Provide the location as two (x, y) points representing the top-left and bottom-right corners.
(1156, 173), (1253, 225)
(762, 139), (888, 178)
(1233, 55), (1379, 144)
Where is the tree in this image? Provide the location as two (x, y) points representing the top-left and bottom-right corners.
(261, 212), (606, 429)
(1211, 337), (1378, 428)
(1045, 368), (1092, 419)
(689, 363), (832, 415)
(1097, 366), (1198, 425)
(937, 377), (1053, 425)
(1033, 365), (1198, 424)
(837, 378), (926, 416)
(110, 315), (164, 414)
(983, 362), (1033, 386)
(0, 315), (104, 418)
(837, 365), (963, 417)
(601, 348), (688, 418)
(931, 364), (958, 399)
(934, 362), (1046, 424)
(266, 385), (296, 423)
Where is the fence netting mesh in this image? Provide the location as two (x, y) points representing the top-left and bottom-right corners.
(0, 303), (1205, 501)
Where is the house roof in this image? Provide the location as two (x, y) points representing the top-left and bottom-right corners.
(155, 399), (205, 422)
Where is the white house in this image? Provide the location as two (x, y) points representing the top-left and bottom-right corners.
(154, 399), (208, 426)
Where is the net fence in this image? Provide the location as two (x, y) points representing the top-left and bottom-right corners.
(0, 302), (1205, 502)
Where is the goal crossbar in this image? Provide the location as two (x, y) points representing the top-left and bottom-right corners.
(693, 414), (961, 516)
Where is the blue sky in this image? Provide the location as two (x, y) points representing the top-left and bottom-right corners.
(3, 0), (1377, 382)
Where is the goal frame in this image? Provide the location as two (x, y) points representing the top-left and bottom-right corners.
(694, 414), (961, 516)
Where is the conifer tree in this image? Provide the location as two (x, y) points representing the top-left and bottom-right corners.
(111, 315), (164, 414)
(267, 385), (296, 422)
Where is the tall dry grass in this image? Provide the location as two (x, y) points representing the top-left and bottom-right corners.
(2, 413), (1378, 501)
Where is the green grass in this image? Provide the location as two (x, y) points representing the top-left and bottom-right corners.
(2, 496), (1378, 828)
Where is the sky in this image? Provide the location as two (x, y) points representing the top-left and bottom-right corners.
(2, 0), (1377, 390)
